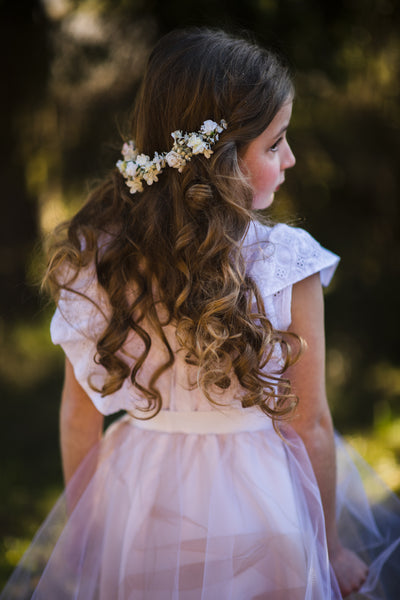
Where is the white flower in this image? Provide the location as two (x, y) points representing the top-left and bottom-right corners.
(166, 150), (186, 170)
(187, 134), (208, 155)
(127, 178), (143, 193)
(125, 161), (137, 177)
(116, 159), (126, 174)
(200, 120), (219, 135)
(135, 153), (151, 168)
(152, 152), (166, 171)
(143, 167), (159, 185)
(121, 141), (137, 161)
(171, 130), (183, 141)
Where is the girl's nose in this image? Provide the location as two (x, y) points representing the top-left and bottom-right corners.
(283, 141), (296, 170)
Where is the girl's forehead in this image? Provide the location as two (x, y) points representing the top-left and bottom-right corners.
(260, 101), (293, 137)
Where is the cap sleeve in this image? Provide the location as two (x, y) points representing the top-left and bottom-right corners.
(50, 264), (123, 415)
(267, 223), (340, 290)
(245, 222), (340, 330)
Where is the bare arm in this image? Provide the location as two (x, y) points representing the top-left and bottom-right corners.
(60, 358), (104, 486)
(286, 273), (367, 596)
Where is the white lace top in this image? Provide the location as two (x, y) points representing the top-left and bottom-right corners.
(50, 221), (339, 415)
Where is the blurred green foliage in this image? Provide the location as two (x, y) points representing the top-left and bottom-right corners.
(1, 0), (399, 589)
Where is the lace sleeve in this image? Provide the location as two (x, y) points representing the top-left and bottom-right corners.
(245, 222), (340, 330)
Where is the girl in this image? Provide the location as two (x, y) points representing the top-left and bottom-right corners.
(2, 27), (400, 600)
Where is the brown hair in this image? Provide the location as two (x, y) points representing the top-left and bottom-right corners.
(44, 28), (300, 422)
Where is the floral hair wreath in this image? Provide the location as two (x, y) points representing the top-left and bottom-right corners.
(116, 119), (227, 194)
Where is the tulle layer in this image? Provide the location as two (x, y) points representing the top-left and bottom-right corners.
(1, 414), (400, 600)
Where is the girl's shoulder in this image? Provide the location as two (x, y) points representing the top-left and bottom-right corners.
(244, 220), (340, 296)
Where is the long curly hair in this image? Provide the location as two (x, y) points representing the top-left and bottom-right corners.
(44, 28), (301, 422)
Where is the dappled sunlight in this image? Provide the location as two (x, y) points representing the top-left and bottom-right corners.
(346, 418), (400, 495)
(2, 538), (31, 571)
(338, 36), (400, 115)
(1, 485), (62, 571)
(23, 1), (158, 259)
(39, 187), (70, 234)
(371, 362), (400, 399)
(0, 316), (63, 390)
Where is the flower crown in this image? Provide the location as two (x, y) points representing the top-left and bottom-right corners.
(116, 119), (227, 194)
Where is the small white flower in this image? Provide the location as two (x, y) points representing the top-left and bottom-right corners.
(166, 150), (186, 170)
(121, 141), (137, 161)
(187, 134), (207, 155)
(127, 178), (143, 193)
(152, 152), (165, 171)
(116, 159), (126, 174)
(200, 120), (219, 135)
(143, 166), (160, 185)
(135, 154), (150, 168)
(125, 161), (137, 177)
(171, 130), (183, 141)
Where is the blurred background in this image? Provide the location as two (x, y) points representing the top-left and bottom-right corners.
(0, 0), (399, 586)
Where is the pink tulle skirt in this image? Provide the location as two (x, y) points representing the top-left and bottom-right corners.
(1, 410), (399, 599)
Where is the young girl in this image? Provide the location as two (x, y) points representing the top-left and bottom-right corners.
(2, 27), (400, 600)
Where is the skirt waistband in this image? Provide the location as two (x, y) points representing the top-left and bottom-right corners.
(126, 408), (272, 434)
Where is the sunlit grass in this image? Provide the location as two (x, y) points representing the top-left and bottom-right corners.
(345, 418), (400, 496)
